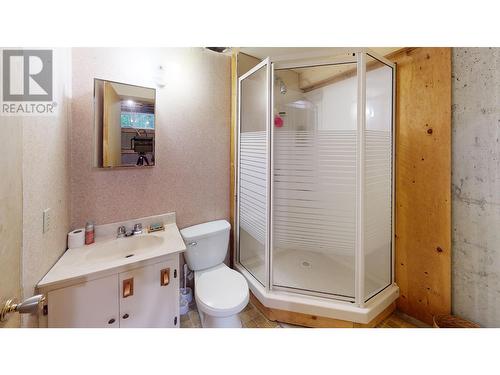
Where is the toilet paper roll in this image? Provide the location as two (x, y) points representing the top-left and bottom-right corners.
(67, 228), (85, 249)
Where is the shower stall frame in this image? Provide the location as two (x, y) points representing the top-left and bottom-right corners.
(234, 49), (399, 325)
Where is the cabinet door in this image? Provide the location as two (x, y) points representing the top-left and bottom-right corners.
(48, 275), (119, 328)
(119, 259), (179, 328)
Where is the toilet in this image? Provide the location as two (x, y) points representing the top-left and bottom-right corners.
(180, 220), (249, 328)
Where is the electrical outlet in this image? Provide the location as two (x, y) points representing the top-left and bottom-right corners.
(43, 208), (51, 234)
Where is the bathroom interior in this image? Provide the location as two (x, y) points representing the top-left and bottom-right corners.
(2, 44), (499, 334)
(2, 45), (498, 332)
(3, 0), (500, 372)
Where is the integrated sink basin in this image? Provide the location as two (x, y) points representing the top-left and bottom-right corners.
(37, 222), (186, 292)
(84, 235), (164, 262)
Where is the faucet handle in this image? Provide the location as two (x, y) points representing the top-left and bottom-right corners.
(117, 225), (126, 238)
(133, 223), (143, 235)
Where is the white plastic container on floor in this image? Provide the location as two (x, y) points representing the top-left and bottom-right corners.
(180, 298), (189, 315)
(180, 287), (193, 304)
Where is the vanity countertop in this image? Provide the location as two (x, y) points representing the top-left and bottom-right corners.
(37, 223), (186, 293)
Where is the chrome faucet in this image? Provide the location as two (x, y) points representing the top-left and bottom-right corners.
(133, 223), (143, 235)
(117, 226), (126, 238)
(117, 223), (142, 238)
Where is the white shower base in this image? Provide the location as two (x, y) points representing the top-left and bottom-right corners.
(241, 248), (385, 300)
(236, 250), (399, 324)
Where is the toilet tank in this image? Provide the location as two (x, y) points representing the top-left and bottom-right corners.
(180, 220), (231, 271)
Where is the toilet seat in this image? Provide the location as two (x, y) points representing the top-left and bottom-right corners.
(195, 264), (249, 318)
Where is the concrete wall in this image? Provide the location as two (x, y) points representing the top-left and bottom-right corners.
(452, 47), (500, 327)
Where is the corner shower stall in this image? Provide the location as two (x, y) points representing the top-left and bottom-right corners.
(235, 49), (398, 324)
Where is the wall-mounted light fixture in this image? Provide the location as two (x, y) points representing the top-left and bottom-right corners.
(153, 65), (166, 88)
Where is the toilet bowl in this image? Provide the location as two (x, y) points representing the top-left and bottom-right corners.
(195, 264), (249, 327)
(180, 220), (249, 328)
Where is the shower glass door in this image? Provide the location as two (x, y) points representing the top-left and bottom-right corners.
(363, 53), (394, 301)
(270, 60), (358, 301)
(236, 51), (394, 305)
(237, 58), (270, 286)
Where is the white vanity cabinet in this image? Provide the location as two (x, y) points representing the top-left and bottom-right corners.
(47, 274), (119, 328)
(46, 256), (179, 328)
(119, 259), (179, 328)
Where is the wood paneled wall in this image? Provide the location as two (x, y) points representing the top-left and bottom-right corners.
(391, 47), (451, 325)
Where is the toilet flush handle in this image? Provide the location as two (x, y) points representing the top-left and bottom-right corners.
(188, 241), (197, 247)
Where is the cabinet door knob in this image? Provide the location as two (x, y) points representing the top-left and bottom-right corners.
(108, 318), (116, 324)
(160, 268), (170, 286)
(122, 313), (129, 319)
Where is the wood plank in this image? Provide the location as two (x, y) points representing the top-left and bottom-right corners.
(250, 292), (353, 327)
(102, 82), (122, 167)
(354, 302), (396, 328)
(301, 48), (412, 92)
(229, 51), (237, 267)
(250, 292), (396, 328)
(391, 47), (451, 325)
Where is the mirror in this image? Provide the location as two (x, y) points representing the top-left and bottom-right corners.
(93, 79), (156, 168)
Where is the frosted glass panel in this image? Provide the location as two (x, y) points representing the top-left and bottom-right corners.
(272, 64), (357, 299)
(238, 63), (268, 286)
(236, 54), (394, 304)
(364, 56), (393, 300)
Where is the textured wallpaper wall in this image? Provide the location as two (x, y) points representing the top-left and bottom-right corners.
(22, 48), (72, 327)
(0, 115), (22, 328)
(70, 48), (231, 230)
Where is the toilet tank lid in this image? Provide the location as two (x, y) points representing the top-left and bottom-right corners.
(180, 220), (231, 241)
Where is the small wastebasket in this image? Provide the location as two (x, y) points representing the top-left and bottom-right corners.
(433, 314), (480, 328)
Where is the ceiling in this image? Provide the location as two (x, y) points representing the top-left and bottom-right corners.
(238, 47), (402, 91)
(239, 47), (402, 61)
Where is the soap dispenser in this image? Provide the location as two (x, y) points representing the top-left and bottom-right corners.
(85, 221), (95, 245)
